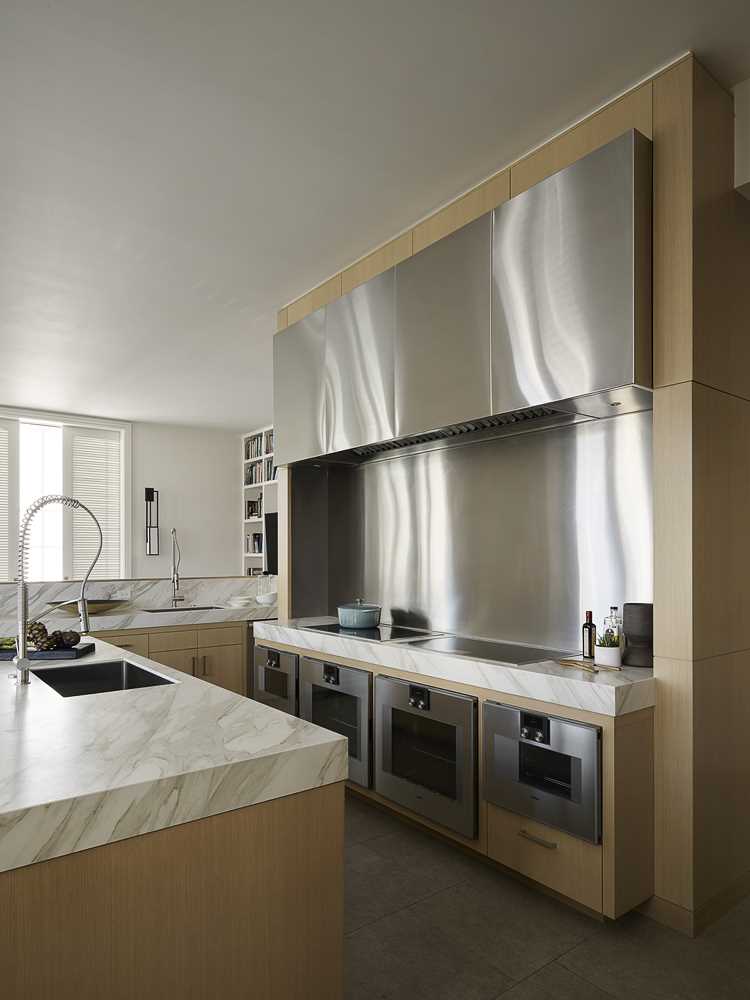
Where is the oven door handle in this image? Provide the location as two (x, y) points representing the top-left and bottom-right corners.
(519, 829), (558, 850)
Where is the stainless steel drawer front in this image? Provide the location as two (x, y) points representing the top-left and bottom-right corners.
(394, 213), (492, 437)
(253, 643), (298, 716)
(483, 701), (601, 843)
(325, 269), (396, 454)
(375, 674), (477, 838)
(273, 307), (326, 466)
(299, 657), (372, 787)
(491, 130), (651, 414)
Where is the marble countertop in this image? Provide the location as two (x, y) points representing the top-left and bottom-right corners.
(253, 618), (656, 717)
(0, 639), (347, 873)
(0, 603), (277, 637)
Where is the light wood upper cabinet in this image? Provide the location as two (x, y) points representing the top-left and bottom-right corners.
(287, 274), (342, 326)
(341, 232), (412, 295)
(412, 170), (509, 253)
(510, 82), (653, 197)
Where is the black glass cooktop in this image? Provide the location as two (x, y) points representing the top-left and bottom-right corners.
(303, 623), (441, 643)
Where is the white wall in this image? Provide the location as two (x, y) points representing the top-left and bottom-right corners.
(131, 422), (239, 578)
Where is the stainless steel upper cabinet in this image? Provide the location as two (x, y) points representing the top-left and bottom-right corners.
(491, 130), (652, 414)
(325, 269), (395, 454)
(273, 307), (326, 466)
(395, 214), (492, 437)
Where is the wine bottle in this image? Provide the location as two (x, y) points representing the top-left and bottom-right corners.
(582, 610), (596, 659)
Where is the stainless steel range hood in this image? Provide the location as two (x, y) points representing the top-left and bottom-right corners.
(274, 129), (652, 468)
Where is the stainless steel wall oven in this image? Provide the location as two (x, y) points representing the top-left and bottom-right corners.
(483, 701), (601, 843)
(375, 675), (477, 838)
(253, 644), (298, 716)
(300, 656), (372, 787)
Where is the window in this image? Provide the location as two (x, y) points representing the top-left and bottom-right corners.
(0, 411), (130, 582)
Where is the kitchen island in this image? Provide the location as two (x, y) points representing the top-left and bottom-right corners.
(0, 639), (347, 999)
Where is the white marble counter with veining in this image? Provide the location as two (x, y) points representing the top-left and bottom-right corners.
(253, 618), (656, 718)
(0, 576), (277, 636)
(0, 639), (347, 874)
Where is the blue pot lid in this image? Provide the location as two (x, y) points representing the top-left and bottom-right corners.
(338, 599), (380, 612)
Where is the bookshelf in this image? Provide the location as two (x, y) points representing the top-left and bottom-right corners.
(241, 425), (277, 576)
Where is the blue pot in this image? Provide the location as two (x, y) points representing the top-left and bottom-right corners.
(337, 599), (381, 629)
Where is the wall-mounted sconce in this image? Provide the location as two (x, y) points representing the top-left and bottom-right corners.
(145, 487), (159, 555)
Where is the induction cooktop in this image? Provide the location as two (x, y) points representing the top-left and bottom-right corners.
(406, 634), (569, 665)
(302, 623), (442, 643)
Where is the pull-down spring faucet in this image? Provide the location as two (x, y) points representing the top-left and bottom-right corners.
(14, 495), (103, 686)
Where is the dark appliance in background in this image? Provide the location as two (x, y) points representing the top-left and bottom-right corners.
(253, 643), (298, 715)
(622, 602), (653, 667)
(264, 512), (278, 575)
(483, 702), (601, 843)
(299, 657), (372, 787)
(375, 675), (478, 838)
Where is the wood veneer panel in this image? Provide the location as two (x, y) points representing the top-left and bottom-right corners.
(510, 82), (653, 196)
(653, 383), (693, 662)
(692, 383), (750, 661)
(0, 782), (345, 1000)
(653, 656), (694, 911)
(692, 64), (750, 402)
(287, 273), (342, 325)
(276, 307), (288, 332)
(276, 466), (292, 619)
(652, 57), (694, 387)
(341, 231), (412, 294)
(412, 170), (509, 252)
(693, 650), (750, 910)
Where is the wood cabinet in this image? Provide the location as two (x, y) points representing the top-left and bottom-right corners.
(196, 644), (245, 694)
(487, 802), (603, 913)
(148, 648), (197, 675)
(93, 622), (247, 694)
(98, 632), (149, 657)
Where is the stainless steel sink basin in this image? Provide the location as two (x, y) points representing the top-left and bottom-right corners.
(31, 660), (176, 697)
(142, 605), (221, 613)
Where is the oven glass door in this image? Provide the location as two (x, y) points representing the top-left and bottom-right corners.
(375, 675), (477, 838)
(390, 708), (457, 799)
(254, 645), (297, 715)
(300, 658), (371, 787)
(312, 685), (360, 757)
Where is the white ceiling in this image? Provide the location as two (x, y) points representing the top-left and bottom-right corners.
(2, 1), (750, 431)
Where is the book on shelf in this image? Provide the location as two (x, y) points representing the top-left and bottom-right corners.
(244, 433), (264, 461)
(245, 496), (262, 520)
(244, 458), (263, 485)
(264, 429), (274, 455)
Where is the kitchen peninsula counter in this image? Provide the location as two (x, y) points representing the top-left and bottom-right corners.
(254, 617), (655, 717)
(0, 638), (346, 873)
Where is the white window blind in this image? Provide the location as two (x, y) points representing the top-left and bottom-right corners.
(67, 427), (122, 579)
(0, 418), (19, 582)
(0, 426), (8, 582)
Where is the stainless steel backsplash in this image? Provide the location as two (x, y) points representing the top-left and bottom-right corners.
(293, 410), (652, 651)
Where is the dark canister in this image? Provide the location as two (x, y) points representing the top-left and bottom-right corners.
(622, 603), (653, 667)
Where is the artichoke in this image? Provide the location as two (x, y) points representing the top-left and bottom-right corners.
(61, 630), (81, 649)
(26, 622), (49, 648)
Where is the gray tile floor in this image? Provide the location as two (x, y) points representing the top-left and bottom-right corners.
(344, 792), (750, 1000)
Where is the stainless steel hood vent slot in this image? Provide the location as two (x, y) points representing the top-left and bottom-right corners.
(352, 406), (566, 457)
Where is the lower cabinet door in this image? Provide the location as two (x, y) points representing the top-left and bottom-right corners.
(95, 633), (149, 657)
(487, 803), (603, 913)
(148, 648), (196, 675)
(198, 644), (245, 695)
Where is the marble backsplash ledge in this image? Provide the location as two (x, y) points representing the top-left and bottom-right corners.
(0, 576), (277, 629)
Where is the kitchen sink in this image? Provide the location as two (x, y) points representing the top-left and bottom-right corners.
(31, 660), (176, 698)
(143, 605), (222, 613)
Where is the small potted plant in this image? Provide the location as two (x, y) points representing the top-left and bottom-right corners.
(594, 631), (622, 669)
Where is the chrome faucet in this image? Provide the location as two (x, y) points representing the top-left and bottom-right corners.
(170, 528), (183, 605)
(14, 495), (102, 686)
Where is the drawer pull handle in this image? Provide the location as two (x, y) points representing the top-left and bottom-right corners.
(519, 829), (558, 850)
